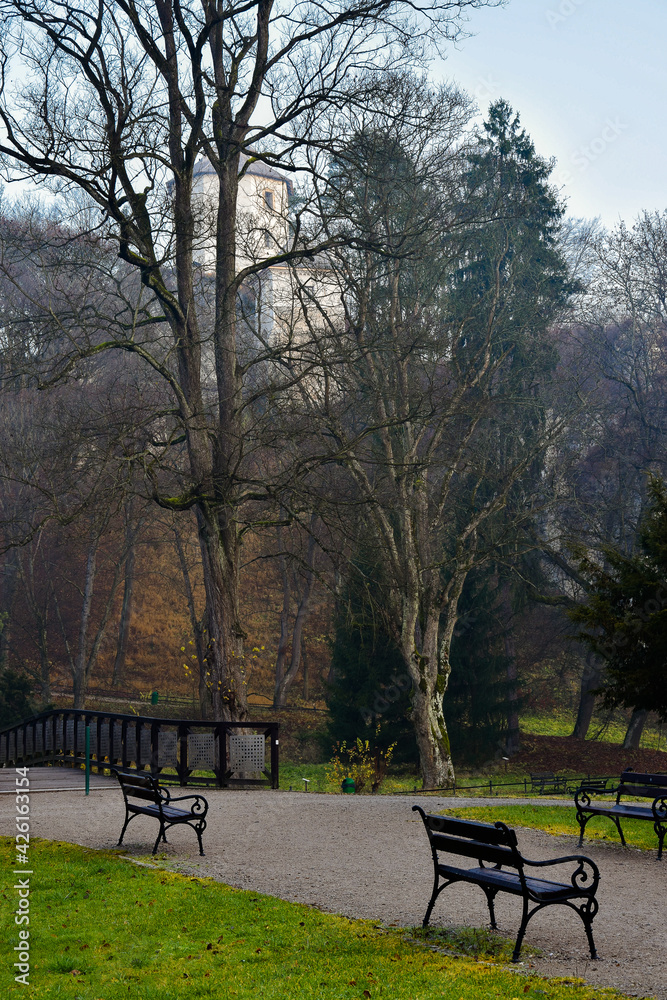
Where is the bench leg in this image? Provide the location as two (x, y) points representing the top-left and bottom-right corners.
(612, 816), (626, 847)
(512, 899), (530, 963)
(576, 811), (590, 847)
(422, 874), (442, 928)
(152, 824), (167, 856)
(655, 822), (665, 861)
(483, 887), (498, 930)
(578, 898), (599, 959)
(117, 811), (132, 847)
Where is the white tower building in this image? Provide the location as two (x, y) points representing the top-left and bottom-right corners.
(191, 153), (340, 342)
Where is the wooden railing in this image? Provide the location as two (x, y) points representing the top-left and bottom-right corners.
(0, 709), (279, 788)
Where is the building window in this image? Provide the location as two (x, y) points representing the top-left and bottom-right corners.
(264, 189), (274, 211)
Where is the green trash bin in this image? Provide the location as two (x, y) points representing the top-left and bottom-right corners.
(151, 690), (159, 706)
(341, 778), (355, 794)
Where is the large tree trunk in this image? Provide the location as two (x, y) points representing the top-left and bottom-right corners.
(401, 602), (457, 789)
(173, 523), (211, 719)
(572, 654), (603, 739)
(185, 152), (248, 723)
(622, 707), (648, 750)
(195, 506), (248, 721)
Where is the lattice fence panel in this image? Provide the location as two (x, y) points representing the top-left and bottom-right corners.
(158, 731), (178, 768)
(112, 728), (123, 761)
(25, 729), (33, 755)
(139, 729), (152, 765)
(9, 733), (15, 760)
(16, 731), (23, 758)
(229, 734), (265, 773)
(35, 727), (43, 753)
(55, 720), (64, 750)
(65, 720), (74, 751)
(99, 723), (110, 756)
(0, 739), (5, 764)
(187, 733), (215, 771)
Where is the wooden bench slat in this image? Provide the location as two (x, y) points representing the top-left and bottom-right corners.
(439, 865), (580, 901)
(430, 834), (517, 868)
(423, 813), (516, 845)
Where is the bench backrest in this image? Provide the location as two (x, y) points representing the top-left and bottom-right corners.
(617, 770), (667, 803)
(114, 769), (162, 804)
(413, 806), (522, 871)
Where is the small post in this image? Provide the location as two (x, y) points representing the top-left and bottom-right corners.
(303, 778), (310, 792)
(85, 725), (90, 796)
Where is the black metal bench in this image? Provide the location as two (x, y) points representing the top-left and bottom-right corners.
(574, 769), (667, 859)
(413, 806), (600, 963)
(530, 772), (568, 795)
(114, 770), (209, 855)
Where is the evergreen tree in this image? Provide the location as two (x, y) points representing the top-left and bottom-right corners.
(324, 553), (418, 766)
(569, 477), (667, 718)
(319, 98), (579, 783)
(325, 559), (510, 769)
(0, 669), (36, 728)
(446, 569), (509, 765)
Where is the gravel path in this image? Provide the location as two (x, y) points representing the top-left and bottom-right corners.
(2, 783), (665, 998)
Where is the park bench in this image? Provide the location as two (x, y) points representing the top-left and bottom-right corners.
(412, 806), (600, 963)
(529, 772), (569, 795)
(114, 770), (209, 856)
(574, 769), (667, 859)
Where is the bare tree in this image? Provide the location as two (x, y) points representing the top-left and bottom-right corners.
(0, 0), (499, 721)
(548, 212), (667, 743)
(290, 96), (581, 786)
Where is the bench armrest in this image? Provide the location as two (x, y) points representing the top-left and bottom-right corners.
(167, 793), (209, 817)
(522, 853), (599, 892)
(574, 784), (617, 808)
(652, 796), (667, 822)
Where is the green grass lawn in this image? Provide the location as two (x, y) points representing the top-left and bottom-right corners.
(446, 805), (661, 853)
(521, 709), (667, 751)
(1, 837), (628, 999)
(278, 762), (552, 796)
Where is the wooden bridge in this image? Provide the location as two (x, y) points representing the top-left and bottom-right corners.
(0, 708), (279, 788)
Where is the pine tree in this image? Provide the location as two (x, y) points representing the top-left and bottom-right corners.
(446, 568), (509, 765)
(324, 553), (418, 766)
(569, 477), (667, 718)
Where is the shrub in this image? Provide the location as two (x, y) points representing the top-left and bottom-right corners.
(325, 729), (397, 792)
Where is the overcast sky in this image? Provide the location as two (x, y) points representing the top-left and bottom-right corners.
(435, 0), (665, 228)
